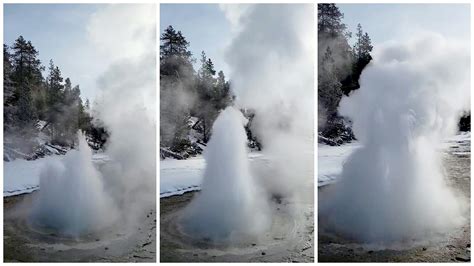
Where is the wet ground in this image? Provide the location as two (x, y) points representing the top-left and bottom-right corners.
(160, 191), (314, 262)
(318, 137), (471, 262)
(4, 192), (156, 262)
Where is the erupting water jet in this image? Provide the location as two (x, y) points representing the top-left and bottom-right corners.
(32, 132), (118, 236)
(321, 33), (469, 244)
(180, 107), (270, 242)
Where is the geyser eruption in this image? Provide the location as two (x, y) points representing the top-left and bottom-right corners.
(181, 4), (313, 244)
(32, 133), (118, 236)
(223, 4), (314, 201)
(31, 4), (156, 236)
(181, 107), (270, 241)
(94, 54), (156, 222)
(322, 33), (470, 243)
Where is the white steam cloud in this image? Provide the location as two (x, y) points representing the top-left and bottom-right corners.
(32, 4), (156, 235)
(181, 4), (314, 242)
(33, 133), (119, 235)
(181, 107), (270, 241)
(224, 4), (314, 201)
(321, 33), (470, 243)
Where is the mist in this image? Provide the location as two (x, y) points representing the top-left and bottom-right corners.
(31, 4), (156, 235)
(224, 4), (314, 201)
(181, 107), (270, 241)
(321, 33), (470, 243)
(94, 52), (156, 225)
(179, 4), (314, 243)
(32, 133), (119, 235)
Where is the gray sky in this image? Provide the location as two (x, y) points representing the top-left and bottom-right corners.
(4, 4), (156, 102)
(160, 4), (232, 76)
(4, 4), (102, 101)
(4, 3), (469, 102)
(338, 4), (470, 46)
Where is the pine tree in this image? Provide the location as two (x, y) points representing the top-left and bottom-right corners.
(318, 4), (356, 141)
(160, 25), (192, 59)
(214, 70), (231, 109)
(10, 36), (44, 134)
(160, 26), (195, 149)
(4, 45), (16, 133)
(159, 26), (233, 153)
(317, 4), (352, 83)
(85, 98), (90, 110)
(361, 32), (373, 61)
(319, 46), (343, 117)
(197, 51), (217, 89)
(353, 24), (363, 60)
(45, 60), (66, 142)
(347, 23), (373, 95)
(318, 4), (348, 37)
(353, 23), (373, 63)
(5, 36), (102, 153)
(194, 53), (234, 143)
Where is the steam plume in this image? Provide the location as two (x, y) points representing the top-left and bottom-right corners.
(32, 4), (156, 235)
(321, 33), (470, 243)
(181, 107), (270, 241)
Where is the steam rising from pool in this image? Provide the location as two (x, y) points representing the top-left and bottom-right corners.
(321, 33), (470, 243)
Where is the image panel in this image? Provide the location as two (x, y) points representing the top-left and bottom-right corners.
(160, 3), (314, 262)
(3, 4), (156, 262)
(318, 3), (470, 262)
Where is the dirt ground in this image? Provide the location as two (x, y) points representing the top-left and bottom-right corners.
(160, 191), (314, 262)
(318, 141), (471, 262)
(4, 192), (156, 262)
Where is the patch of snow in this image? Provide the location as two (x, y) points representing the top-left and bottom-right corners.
(160, 152), (266, 198)
(318, 133), (471, 187)
(4, 155), (59, 197)
(36, 120), (47, 130)
(4, 152), (110, 197)
(442, 132), (471, 154)
(160, 156), (205, 198)
(318, 142), (360, 187)
(44, 144), (61, 154)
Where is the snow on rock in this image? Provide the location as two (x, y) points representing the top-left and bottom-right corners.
(443, 131), (471, 154)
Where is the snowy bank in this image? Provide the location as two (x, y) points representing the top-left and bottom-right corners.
(318, 132), (471, 187)
(318, 142), (360, 187)
(4, 153), (110, 197)
(160, 156), (205, 198)
(160, 153), (264, 198)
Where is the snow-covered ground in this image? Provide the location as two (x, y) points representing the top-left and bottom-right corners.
(160, 156), (205, 198)
(3, 153), (110, 197)
(443, 131), (471, 155)
(318, 142), (360, 187)
(5, 132), (470, 197)
(160, 153), (263, 198)
(318, 132), (471, 187)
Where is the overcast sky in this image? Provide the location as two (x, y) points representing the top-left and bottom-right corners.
(4, 3), (469, 102)
(161, 3), (470, 75)
(4, 4), (156, 102)
(160, 4), (232, 76)
(339, 4), (470, 46)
